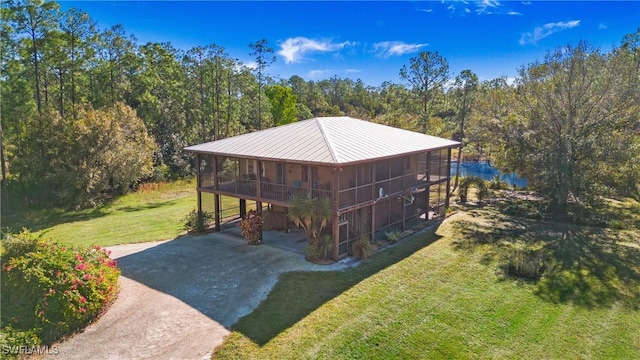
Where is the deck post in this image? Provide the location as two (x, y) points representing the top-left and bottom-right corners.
(214, 194), (221, 232)
(256, 161), (262, 198)
(256, 201), (263, 242)
(332, 169), (340, 260)
(307, 166), (313, 197)
(402, 198), (406, 231)
(239, 199), (246, 218)
(284, 208), (290, 233)
(371, 205), (376, 242)
(213, 155), (219, 190)
(196, 154), (202, 216)
(332, 214), (339, 260)
(211, 155), (220, 231)
(371, 162), (377, 241)
(446, 147), (453, 208)
(197, 193), (202, 221)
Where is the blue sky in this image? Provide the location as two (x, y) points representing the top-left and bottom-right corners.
(59, 1), (640, 86)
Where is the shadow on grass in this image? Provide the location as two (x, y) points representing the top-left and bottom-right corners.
(232, 225), (443, 346)
(537, 227), (640, 309)
(114, 200), (180, 213)
(597, 198), (640, 230)
(1, 196), (184, 235)
(450, 205), (640, 310)
(1, 204), (110, 234)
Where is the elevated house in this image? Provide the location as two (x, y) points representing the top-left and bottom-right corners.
(185, 116), (460, 260)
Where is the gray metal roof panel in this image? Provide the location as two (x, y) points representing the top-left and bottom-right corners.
(184, 116), (460, 165)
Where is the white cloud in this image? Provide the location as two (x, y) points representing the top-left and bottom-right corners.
(476, 0), (500, 14)
(243, 61), (257, 71)
(598, 23), (608, 30)
(519, 20), (581, 45)
(442, 0), (506, 16)
(418, 8), (434, 13)
(444, 79), (456, 91)
(308, 68), (362, 79)
(308, 69), (332, 78)
(373, 41), (428, 57)
(522, 1), (531, 5)
(278, 37), (354, 64)
(478, 0), (500, 8)
(507, 11), (522, 16)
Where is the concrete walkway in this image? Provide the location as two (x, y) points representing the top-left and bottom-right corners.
(49, 229), (351, 359)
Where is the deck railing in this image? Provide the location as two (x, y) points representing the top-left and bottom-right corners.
(199, 173), (215, 188)
(198, 173), (331, 203)
(337, 172), (433, 209)
(338, 183), (373, 209)
(200, 170), (435, 208)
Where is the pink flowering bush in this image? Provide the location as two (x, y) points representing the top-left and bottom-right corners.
(1, 230), (120, 346)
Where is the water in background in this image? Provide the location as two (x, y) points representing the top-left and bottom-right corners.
(450, 161), (528, 188)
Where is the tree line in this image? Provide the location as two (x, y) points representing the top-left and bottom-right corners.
(1, 0), (638, 213)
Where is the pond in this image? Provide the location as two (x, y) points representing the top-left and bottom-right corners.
(450, 161), (528, 188)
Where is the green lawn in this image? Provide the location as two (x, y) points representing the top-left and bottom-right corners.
(3, 182), (638, 358)
(214, 202), (640, 359)
(1, 179), (251, 248)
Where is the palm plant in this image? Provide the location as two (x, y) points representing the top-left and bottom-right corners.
(287, 195), (333, 260)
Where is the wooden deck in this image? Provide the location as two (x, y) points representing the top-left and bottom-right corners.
(198, 175), (331, 204)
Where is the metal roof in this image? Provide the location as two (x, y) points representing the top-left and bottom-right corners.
(184, 117), (460, 166)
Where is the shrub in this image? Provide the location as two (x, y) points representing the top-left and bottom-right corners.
(497, 198), (612, 227)
(458, 176), (489, 204)
(0, 326), (41, 359)
(385, 230), (403, 243)
(238, 210), (263, 245)
(497, 199), (548, 220)
(306, 234), (333, 261)
(352, 236), (374, 260)
(184, 209), (214, 233)
(507, 248), (547, 281)
(1, 230), (120, 345)
(564, 202), (607, 227)
(488, 175), (509, 190)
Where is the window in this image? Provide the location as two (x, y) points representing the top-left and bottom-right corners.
(429, 150), (447, 181)
(357, 164), (372, 185)
(390, 158), (404, 178)
(276, 163), (286, 184)
(418, 153), (427, 173)
(247, 160), (255, 175)
(301, 166), (308, 182)
(376, 160), (390, 181)
(439, 149), (449, 178)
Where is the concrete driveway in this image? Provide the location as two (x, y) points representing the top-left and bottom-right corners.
(49, 229), (350, 360)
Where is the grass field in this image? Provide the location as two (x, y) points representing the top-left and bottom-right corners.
(2, 181), (638, 358)
(1, 179), (252, 248)
(214, 201), (640, 359)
